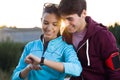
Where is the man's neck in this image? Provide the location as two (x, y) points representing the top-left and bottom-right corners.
(77, 21), (87, 33)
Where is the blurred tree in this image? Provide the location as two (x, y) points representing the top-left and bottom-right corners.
(0, 41), (25, 72)
(0, 25), (7, 28)
(109, 22), (120, 51)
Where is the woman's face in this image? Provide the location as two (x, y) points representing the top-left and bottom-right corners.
(41, 13), (60, 41)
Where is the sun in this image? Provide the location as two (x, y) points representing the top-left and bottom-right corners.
(60, 20), (66, 34)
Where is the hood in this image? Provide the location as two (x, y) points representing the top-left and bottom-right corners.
(62, 16), (108, 44)
(84, 16), (108, 39)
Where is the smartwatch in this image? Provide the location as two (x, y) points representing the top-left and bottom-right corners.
(40, 57), (44, 65)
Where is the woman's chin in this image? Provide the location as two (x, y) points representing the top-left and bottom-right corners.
(44, 36), (51, 40)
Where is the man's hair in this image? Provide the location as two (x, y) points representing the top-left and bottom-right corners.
(58, 0), (87, 16)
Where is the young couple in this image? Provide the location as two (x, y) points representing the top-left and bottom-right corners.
(12, 0), (120, 80)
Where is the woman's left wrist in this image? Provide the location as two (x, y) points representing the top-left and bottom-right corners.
(40, 57), (45, 65)
(27, 65), (32, 71)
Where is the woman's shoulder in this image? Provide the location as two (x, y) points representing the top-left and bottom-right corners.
(25, 39), (42, 48)
(51, 36), (74, 49)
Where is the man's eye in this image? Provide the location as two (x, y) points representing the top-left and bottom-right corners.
(53, 23), (58, 26)
(44, 22), (49, 25)
(66, 17), (73, 21)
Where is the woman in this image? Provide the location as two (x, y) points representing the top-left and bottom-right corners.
(12, 3), (82, 80)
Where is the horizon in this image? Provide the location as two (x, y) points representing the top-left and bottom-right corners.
(0, 0), (120, 28)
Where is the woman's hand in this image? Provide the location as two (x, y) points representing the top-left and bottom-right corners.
(25, 54), (41, 65)
(19, 64), (41, 78)
(27, 64), (42, 70)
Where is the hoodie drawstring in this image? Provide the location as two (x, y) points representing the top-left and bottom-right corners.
(86, 39), (90, 66)
(77, 39), (90, 66)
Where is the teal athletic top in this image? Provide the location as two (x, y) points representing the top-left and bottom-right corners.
(12, 36), (82, 80)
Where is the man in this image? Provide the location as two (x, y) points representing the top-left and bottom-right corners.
(58, 0), (120, 80)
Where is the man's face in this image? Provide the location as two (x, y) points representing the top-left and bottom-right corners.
(62, 13), (86, 33)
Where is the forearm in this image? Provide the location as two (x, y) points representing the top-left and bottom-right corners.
(44, 59), (64, 72)
(25, 54), (64, 72)
(19, 66), (31, 79)
(107, 68), (120, 80)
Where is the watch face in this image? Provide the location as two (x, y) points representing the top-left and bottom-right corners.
(40, 57), (45, 65)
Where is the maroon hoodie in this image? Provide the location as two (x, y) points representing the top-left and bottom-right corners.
(62, 16), (120, 80)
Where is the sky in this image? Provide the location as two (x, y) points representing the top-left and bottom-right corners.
(0, 0), (120, 28)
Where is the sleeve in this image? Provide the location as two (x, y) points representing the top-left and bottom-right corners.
(11, 45), (29, 80)
(96, 30), (120, 80)
(63, 45), (82, 76)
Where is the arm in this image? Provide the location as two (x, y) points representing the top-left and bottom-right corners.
(25, 45), (82, 76)
(19, 65), (32, 78)
(96, 30), (120, 80)
(44, 59), (64, 72)
(25, 54), (64, 72)
(62, 45), (82, 76)
(19, 64), (41, 78)
(12, 45), (40, 80)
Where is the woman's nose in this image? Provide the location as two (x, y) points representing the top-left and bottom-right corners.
(46, 24), (53, 30)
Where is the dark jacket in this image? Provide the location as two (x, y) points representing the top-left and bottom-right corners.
(62, 16), (120, 80)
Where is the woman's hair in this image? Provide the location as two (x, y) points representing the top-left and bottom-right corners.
(42, 3), (61, 20)
(58, 0), (86, 16)
(42, 3), (61, 37)
(62, 27), (72, 44)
